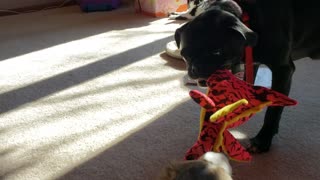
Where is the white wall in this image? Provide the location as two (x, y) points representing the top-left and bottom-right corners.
(0, 0), (132, 10)
(0, 0), (70, 10)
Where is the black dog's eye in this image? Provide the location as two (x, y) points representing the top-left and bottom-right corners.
(211, 49), (222, 56)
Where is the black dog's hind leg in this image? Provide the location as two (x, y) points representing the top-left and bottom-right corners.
(249, 60), (295, 152)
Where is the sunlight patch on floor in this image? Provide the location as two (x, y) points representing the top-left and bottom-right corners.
(255, 65), (272, 88)
(229, 129), (248, 140)
(0, 17), (181, 94)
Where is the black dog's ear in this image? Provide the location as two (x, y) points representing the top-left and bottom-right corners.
(230, 22), (258, 46)
(174, 23), (189, 48)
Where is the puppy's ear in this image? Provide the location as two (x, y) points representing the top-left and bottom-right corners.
(230, 22), (258, 46)
(159, 162), (177, 180)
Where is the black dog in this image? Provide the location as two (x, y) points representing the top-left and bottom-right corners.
(169, 0), (216, 20)
(175, 0), (320, 152)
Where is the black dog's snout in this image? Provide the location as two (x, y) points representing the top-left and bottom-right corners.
(197, 79), (207, 87)
(191, 65), (198, 74)
(188, 64), (213, 80)
(188, 65), (199, 79)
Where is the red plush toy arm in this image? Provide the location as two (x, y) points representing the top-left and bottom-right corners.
(189, 90), (215, 111)
(184, 121), (221, 160)
(223, 131), (252, 161)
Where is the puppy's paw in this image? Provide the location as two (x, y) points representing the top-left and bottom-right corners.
(168, 14), (188, 20)
(247, 136), (272, 153)
(168, 12), (178, 19)
(169, 12), (179, 16)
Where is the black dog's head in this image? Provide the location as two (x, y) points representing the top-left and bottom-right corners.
(175, 0), (257, 86)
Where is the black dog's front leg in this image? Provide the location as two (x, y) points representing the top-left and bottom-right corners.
(249, 60), (295, 152)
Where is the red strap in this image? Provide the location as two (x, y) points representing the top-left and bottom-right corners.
(245, 47), (254, 84)
(242, 12), (254, 84)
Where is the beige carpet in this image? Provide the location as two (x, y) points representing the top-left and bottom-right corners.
(0, 5), (319, 180)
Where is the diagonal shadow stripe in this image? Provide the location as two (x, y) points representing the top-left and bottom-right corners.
(0, 36), (173, 114)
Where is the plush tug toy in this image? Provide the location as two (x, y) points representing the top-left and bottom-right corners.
(185, 69), (297, 162)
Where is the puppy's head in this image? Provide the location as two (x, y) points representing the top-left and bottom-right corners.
(159, 152), (232, 180)
(175, 1), (257, 87)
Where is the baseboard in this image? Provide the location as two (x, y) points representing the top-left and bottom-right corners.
(0, 0), (76, 17)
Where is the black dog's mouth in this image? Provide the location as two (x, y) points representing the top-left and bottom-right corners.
(197, 78), (208, 87)
(187, 63), (233, 88)
(194, 65), (232, 87)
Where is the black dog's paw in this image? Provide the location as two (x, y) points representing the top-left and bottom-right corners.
(247, 136), (272, 153)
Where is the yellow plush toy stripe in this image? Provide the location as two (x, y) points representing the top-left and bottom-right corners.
(212, 100), (272, 153)
(210, 99), (249, 122)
